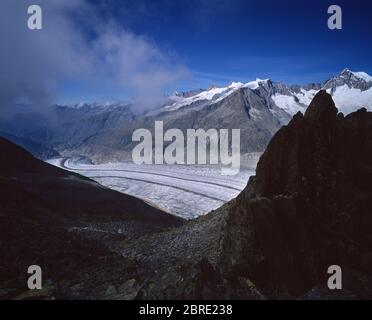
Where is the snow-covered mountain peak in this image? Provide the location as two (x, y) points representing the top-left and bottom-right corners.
(162, 78), (272, 111)
(228, 82), (244, 89)
(59, 101), (129, 113)
(351, 71), (372, 83)
(243, 78), (270, 90)
(68, 69), (371, 119)
(75, 101), (88, 109)
(338, 68), (372, 82)
(265, 69), (372, 118)
(315, 69), (372, 114)
(340, 68), (372, 82)
(323, 69), (372, 93)
(164, 85), (232, 111)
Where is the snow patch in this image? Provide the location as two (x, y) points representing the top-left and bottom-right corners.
(244, 78), (269, 90)
(352, 71), (372, 83)
(271, 94), (306, 116)
(163, 79), (270, 111)
(164, 86), (229, 111)
(295, 89), (318, 105)
(331, 84), (372, 114)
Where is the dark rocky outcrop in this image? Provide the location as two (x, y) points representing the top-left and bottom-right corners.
(220, 90), (372, 298)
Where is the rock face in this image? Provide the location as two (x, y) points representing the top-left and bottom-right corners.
(220, 91), (372, 298)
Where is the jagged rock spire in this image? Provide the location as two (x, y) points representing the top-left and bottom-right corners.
(304, 90), (338, 122)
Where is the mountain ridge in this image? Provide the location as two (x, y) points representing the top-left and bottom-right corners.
(0, 69), (371, 163)
(68, 69), (372, 163)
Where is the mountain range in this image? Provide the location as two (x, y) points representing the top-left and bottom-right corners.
(0, 69), (371, 163)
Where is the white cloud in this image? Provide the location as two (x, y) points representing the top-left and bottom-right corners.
(0, 0), (188, 115)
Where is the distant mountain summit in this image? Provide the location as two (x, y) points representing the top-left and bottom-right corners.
(161, 69), (372, 118)
(323, 68), (372, 93)
(322, 69), (372, 115)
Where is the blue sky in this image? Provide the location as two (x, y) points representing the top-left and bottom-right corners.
(3, 0), (371, 105)
(116, 0), (372, 82)
(72, 0), (372, 101)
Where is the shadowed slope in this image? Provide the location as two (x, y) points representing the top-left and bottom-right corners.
(0, 136), (183, 299)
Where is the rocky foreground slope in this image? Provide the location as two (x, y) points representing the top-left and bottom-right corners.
(0, 137), (182, 299)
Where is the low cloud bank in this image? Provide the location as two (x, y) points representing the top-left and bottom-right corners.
(0, 0), (188, 117)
